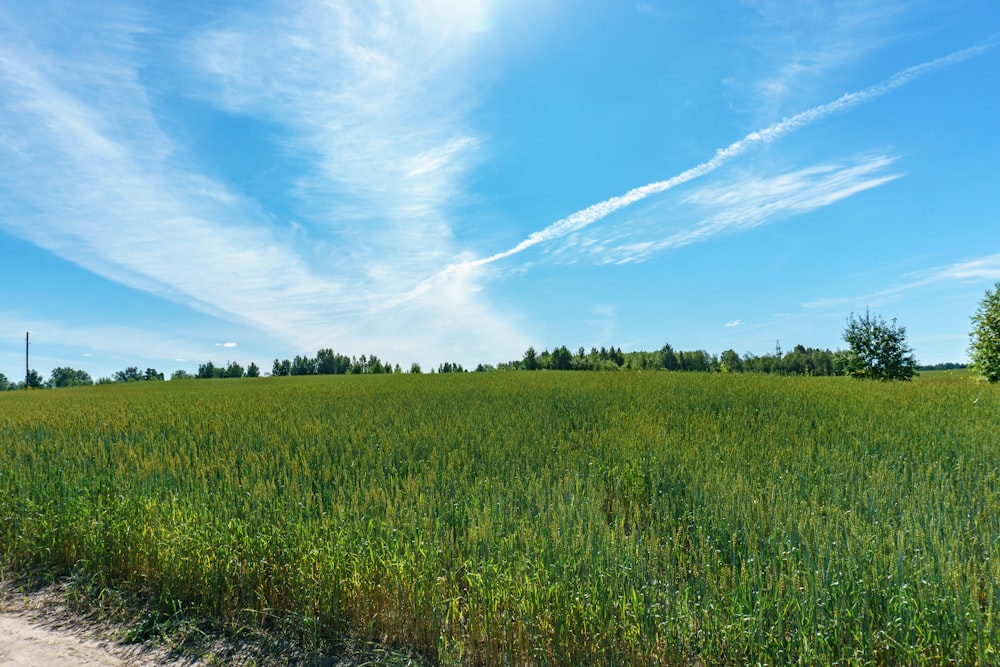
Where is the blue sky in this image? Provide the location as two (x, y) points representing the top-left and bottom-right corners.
(2, 0), (998, 379)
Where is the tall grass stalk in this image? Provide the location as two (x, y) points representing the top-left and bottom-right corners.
(1, 372), (997, 664)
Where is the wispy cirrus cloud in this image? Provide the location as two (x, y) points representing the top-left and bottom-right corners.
(0, 9), (345, 338)
(733, 0), (918, 114)
(183, 0), (530, 360)
(2, 311), (225, 371)
(582, 154), (901, 265)
(0, 1), (530, 365)
(188, 1), (490, 276)
(802, 253), (1000, 310)
(400, 34), (996, 301)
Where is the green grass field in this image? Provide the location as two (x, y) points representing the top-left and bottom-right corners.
(1, 372), (998, 665)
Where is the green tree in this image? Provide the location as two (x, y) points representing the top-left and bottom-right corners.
(350, 355), (367, 374)
(0, 373), (9, 391)
(368, 355), (386, 374)
(843, 309), (917, 381)
(316, 348), (351, 375)
(969, 281), (1000, 382)
(196, 362), (218, 379)
(678, 350), (712, 372)
(245, 362), (261, 378)
(223, 361), (244, 378)
(171, 370), (194, 380)
(719, 349), (742, 373)
(291, 355), (316, 375)
(522, 346), (539, 371)
(49, 367), (93, 388)
(659, 343), (679, 371)
(25, 369), (45, 388)
(113, 366), (144, 382)
(144, 368), (164, 381)
(550, 346), (573, 370)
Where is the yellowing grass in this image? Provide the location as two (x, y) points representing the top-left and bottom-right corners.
(1, 372), (998, 665)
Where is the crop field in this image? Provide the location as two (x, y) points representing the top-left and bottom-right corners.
(1, 372), (998, 665)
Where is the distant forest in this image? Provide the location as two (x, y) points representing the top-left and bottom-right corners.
(155, 344), (884, 378)
(0, 343), (968, 390)
(262, 343), (854, 377)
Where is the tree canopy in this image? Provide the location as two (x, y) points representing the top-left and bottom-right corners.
(842, 309), (917, 381)
(48, 367), (93, 388)
(969, 282), (1000, 383)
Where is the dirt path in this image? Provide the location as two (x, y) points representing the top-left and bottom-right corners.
(0, 581), (185, 667)
(0, 578), (411, 667)
(0, 611), (131, 666)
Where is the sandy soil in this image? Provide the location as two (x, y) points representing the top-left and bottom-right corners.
(0, 579), (410, 667)
(0, 582), (186, 667)
(0, 612), (130, 666)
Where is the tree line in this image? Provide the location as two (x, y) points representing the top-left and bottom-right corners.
(269, 349), (403, 376)
(482, 343), (850, 376)
(4, 283), (1000, 389)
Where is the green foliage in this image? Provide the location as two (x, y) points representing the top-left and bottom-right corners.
(24, 368), (45, 388)
(660, 342), (679, 370)
(114, 366), (144, 382)
(223, 361), (244, 378)
(437, 361), (465, 373)
(266, 350), (393, 377)
(1, 374), (998, 665)
(969, 282), (1000, 383)
(291, 354), (317, 375)
(843, 309), (917, 381)
(316, 348), (351, 375)
(48, 367), (93, 388)
(718, 349), (742, 373)
(111, 366), (163, 383)
(549, 345), (572, 370)
(498, 341), (846, 376)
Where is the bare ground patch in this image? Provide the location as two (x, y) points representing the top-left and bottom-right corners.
(0, 575), (426, 666)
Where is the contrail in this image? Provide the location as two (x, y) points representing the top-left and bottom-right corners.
(401, 35), (999, 300)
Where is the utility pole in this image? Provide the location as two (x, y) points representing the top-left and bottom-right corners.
(775, 339), (782, 358)
(25, 330), (30, 389)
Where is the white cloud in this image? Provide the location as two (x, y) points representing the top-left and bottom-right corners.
(921, 254), (1000, 283)
(0, 12), (349, 337)
(407, 36), (994, 289)
(725, 320), (743, 328)
(1, 312), (220, 372)
(575, 154), (900, 265)
(188, 1), (489, 265)
(733, 0), (916, 114)
(0, 1), (529, 366)
(801, 253), (1000, 310)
